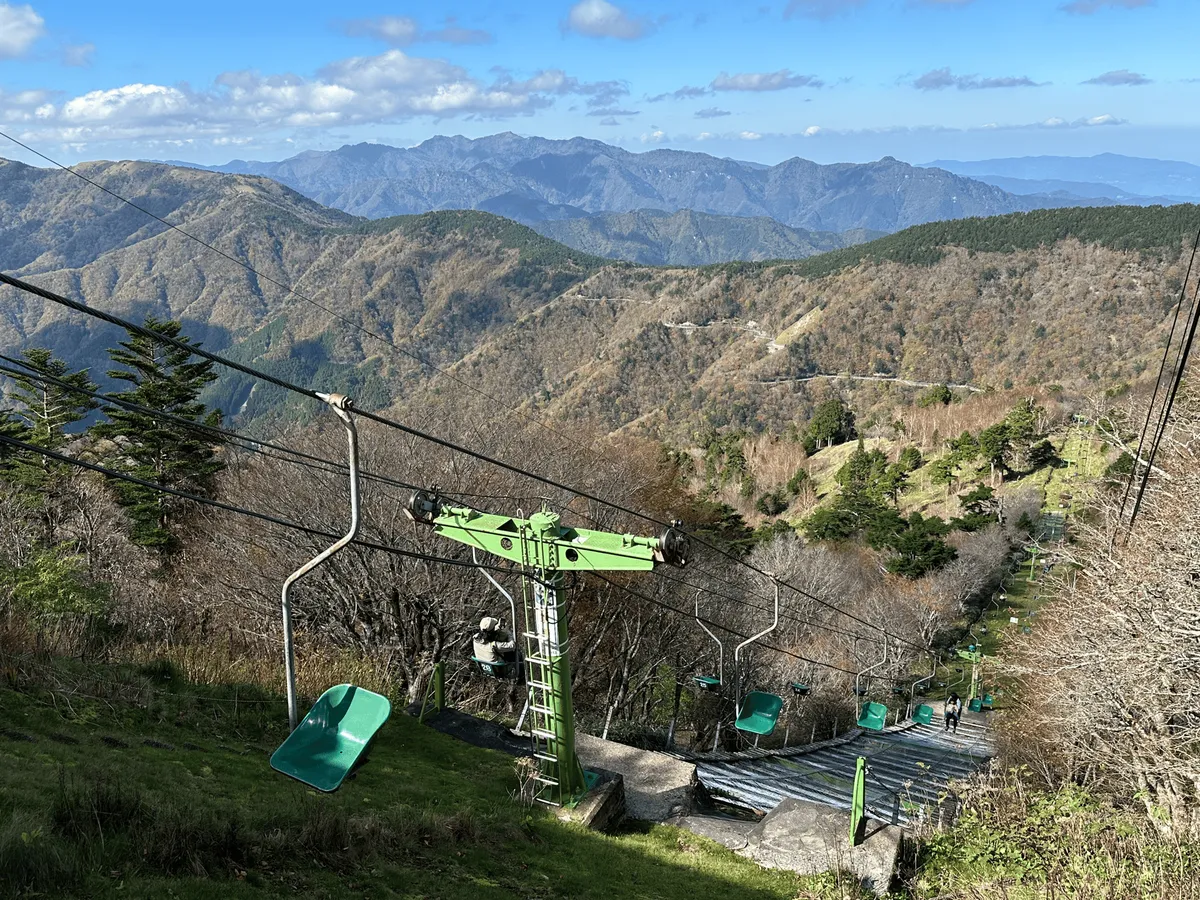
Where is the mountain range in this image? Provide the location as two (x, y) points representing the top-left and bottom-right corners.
(163, 134), (1146, 266)
(925, 153), (1200, 204)
(2, 155), (1195, 442)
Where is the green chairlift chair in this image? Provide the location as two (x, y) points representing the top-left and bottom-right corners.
(471, 656), (519, 679)
(271, 684), (391, 792)
(733, 579), (784, 741)
(273, 395), (391, 791)
(692, 592), (726, 694)
(982, 692), (995, 710)
(968, 697), (983, 712)
(790, 682), (811, 697)
(736, 691), (784, 736)
(912, 703), (935, 725)
(857, 701), (888, 731)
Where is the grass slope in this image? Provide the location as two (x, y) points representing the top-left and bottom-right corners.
(0, 658), (831, 900)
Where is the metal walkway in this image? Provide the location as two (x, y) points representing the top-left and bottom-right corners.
(692, 715), (994, 826)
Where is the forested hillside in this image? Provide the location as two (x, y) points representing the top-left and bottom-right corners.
(3, 157), (1195, 443)
(530, 208), (878, 266)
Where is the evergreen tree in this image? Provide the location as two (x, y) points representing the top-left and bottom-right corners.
(0, 412), (31, 474)
(94, 317), (225, 553)
(881, 514), (956, 579)
(897, 445), (923, 473)
(805, 399), (855, 450)
(10, 349), (99, 451)
(977, 423), (1010, 483)
(5, 350), (99, 543)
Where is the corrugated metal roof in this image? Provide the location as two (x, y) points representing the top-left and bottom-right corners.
(691, 717), (993, 826)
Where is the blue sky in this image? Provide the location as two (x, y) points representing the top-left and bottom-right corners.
(0, 0), (1195, 167)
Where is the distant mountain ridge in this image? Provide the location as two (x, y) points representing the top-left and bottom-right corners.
(190, 133), (1109, 236)
(924, 153), (1200, 202)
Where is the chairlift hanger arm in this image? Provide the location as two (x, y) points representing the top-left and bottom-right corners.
(407, 490), (689, 571)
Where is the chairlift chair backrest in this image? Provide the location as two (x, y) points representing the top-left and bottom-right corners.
(732, 578), (784, 737)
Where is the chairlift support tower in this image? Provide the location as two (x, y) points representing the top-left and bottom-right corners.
(408, 492), (688, 805)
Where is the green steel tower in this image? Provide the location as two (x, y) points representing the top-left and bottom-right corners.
(408, 491), (688, 805)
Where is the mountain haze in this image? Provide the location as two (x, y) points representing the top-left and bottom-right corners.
(925, 153), (1200, 202)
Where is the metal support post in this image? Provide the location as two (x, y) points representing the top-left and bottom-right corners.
(850, 756), (867, 847)
(281, 393), (359, 731)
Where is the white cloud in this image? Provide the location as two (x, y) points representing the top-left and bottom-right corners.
(493, 69), (628, 108)
(62, 42), (95, 67)
(341, 15), (492, 46)
(804, 125), (822, 136)
(565, 0), (652, 40)
(4, 50), (622, 147)
(0, 3), (44, 59)
(914, 67), (1043, 90)
(587, 106), (639, 116)
(62, 83), (193, 123)
(784, 0), (867, 19)
(1039, 112), (1127, 127)
(1061, 0), (1152, 13)
(1082, 68), (1151, 86)
(712, 70), (823, 91)
(647, 85), (710, 101)
(640, 129), (667, 142)
(739, 131), (762, 140)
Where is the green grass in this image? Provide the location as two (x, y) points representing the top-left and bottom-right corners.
(0, 659), (855, 900)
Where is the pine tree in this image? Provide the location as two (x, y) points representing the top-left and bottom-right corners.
(94, 317), (225, 553)
(5, 350), (99, 543)
(10, 349), (99, 451)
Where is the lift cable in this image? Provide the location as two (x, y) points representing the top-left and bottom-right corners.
(1119, 225), (1200, 524)
(0, 269), (924, 652)
(3, 348), (895, 650)
(1128, 263), (1200, 530)
(0, 431), (537, 581)
(648, 565), (914, 648)
(589, 571), (858, 677)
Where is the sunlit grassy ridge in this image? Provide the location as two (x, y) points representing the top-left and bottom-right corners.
(0, 657), (864, 900)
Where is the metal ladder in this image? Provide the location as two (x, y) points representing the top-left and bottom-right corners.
(521, 581), (563, 806)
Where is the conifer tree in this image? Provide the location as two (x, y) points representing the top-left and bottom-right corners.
(9, 348), (98, 452)
(5, 349), (99, 543)
(95, 316), (225, 553)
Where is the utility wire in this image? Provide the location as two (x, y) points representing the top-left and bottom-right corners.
(0, 351), (424, 497)
(0, 430), (523, 579)
(0, 129), (577, 442)
(0, 270), (922, 651)
(590, 572), (858, 677)
(1120, 225), (1200, 524)
(1128, 255), (1200, 529)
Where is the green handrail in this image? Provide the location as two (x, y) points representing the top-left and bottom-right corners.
(419, 661), (445, 724)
